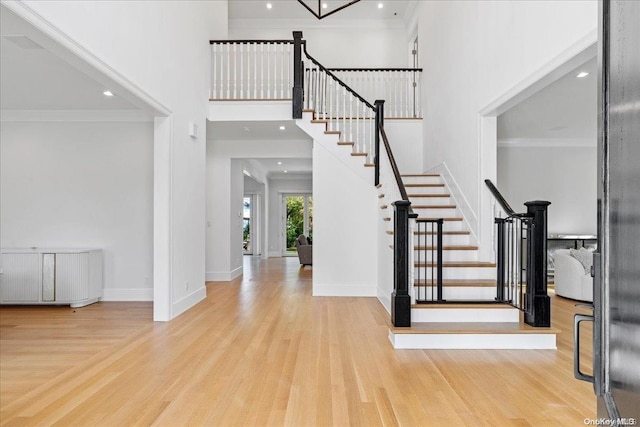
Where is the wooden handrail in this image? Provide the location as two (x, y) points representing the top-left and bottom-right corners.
(328, 68), (423, 72)
(484, 179), (517, 217)
(210, 40), (294, 44)
(302, 45), (375, 110)
(380, 127), (411, 205)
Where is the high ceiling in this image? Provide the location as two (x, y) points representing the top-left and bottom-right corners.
(0, 4), (151, 115)
(498, 58), (597, 142)
(229, 0), (413, 22)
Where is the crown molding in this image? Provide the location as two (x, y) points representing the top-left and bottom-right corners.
(0, 109), (154, 122)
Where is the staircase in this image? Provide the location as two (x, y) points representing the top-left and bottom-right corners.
(210, 32), (557, 350)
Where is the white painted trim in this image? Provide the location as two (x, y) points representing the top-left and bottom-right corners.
(389, 330), (557, 349)
(229, 18), (406, 31)
(172, 287), (207, 319)
(376, 290), (392, 314)
(411, 307), (520, 323)
(1, 0), (171, 117)
(208, 101), (292, 122)
(0, 110), (153, 122)
(479, 30), (597, 117)
(425, 162), (479, 245)
(498, 138), (596, 148)
(205, 266), (243, 282)
(313, 284), (377, 297)
(101, 288), (153, 302)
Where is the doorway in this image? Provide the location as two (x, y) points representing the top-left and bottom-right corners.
(282, 194), (313, 256)
(243, 196), (254, 255)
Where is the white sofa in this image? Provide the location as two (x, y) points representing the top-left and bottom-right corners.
(553, 249), (593, 302)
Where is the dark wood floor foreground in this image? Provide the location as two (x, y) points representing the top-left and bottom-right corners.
(1, 257), (595, 426)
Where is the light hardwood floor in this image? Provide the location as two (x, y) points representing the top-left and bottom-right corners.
(1, 257), (595, 426)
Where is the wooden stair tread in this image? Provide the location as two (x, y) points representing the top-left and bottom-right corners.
(408, 194), (451, 198)
(378, 194), (385, 198)
(337, 141), (354, 146)
(415, 279), (497, 287)
(325, 130), (341, 135)
(411, 303), (513, 309)
(414, 245), (478, 250)
(415, 231), (470, 235)
(405, 184), (444, 187)
(416, 217), (463, 221)
(380, 205), (388, 209)
(311, 119), (328, 123)
(390, 322), (560, 335)
(383, 217), (391, 221)
(351, 152), (368, 156)
(364, 163), (375, 167)
(415, 261), (496, 268)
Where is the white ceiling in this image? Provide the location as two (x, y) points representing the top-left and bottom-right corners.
(0, 4), (148, 113)
(208, 120), (311, 141)
(498, 58), (597, 141)
(229, 0), (412, 22)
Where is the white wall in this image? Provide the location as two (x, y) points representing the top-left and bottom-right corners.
(19, 0), (229, 319)
(267, 177), (313, 257)
(383, 119), (423, 173)
(1, 121), (153, 300)
(497, 142), (597, 235)
(313, 141), (378, 297)
(417, 0), (597, 255)
(229, 21), (409, 68)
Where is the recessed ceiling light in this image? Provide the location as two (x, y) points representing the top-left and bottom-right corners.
(279, 125), (286, 130)
(266, 3), (272, 9)
(277, 161), (283, 165)
(284, 170), (288, 173)
(378, 3), (384, 9)
(576, 72), (589, 78)
(103, 90), (114, 97)
(322, 2), (328, 8)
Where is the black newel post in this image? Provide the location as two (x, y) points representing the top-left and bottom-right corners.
(292, 31), (304, 119)
(524, 201), (551, 327)
(391, 200), (411, 327)
(495, 218), (506, 302)
(374, 100), (384, 187)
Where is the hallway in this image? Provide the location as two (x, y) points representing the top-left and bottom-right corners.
(1, 257), (594, 426)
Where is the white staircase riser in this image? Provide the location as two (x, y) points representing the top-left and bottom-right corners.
(413, 234), (472, 246)
(412, 208), (459, 217)
(414, 267), (496, 280)
(414, 250), (479, 262)
(389, 331), (557, 350)
(413, 286), (498, 300)
(402, 176), (442, 185)
(406, 186), (448, 195)
(410, 307), (520, 323)
(410, 196), (452, 205)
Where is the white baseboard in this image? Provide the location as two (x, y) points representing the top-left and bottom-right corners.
(313, 284), (377, 297)
(389, 330), (557, 349)
(101, 288), (153, 301)
(377, 287), (392, 314)
(172, 287), (207, 319)
(205, 266), (243, 281)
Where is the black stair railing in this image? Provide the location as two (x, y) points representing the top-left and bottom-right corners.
(485, 179), (551, 327)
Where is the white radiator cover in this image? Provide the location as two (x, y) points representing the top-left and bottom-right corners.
(0, 248), (102, 308)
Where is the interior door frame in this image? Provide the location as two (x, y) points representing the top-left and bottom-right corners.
(281, 192), (312, 257)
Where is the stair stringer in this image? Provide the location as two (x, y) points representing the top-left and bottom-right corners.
(295, 112), (373, 185)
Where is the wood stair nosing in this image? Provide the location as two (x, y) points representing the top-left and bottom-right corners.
(325, 130), (341, 135)
(408, 194), (451, 198)
(410, 302), (513, 309)
(364, 163), (375, 167)
(416, 217), (463, 222)
(351, 152), (368, 157)
(414, 279), (497, 287)
(414, 245), (479, 251)
(337, 141), (355, 146)
(383, 217), (391, 222)
(412, 205), (457, 209)
(380, 205), (388, 210)
(389, 322), (560, 334)
(378, 194), (385, 199)
(415, 261), (497, 268)
(405, 183), (445, 188)
(414, 230), (470, 235)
